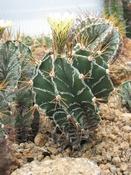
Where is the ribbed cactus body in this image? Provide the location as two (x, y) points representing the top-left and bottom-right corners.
(33, 54), (100, 148)
(0, 41), (38, 142)
(53, 56), (100, 126)
(0, 41), (21, 139)
(33, 54), (58, 117)
(75, 19), (121, 65)
(104, 0), (124, 20)
(0, 41), (21, 92)
(14, 42), (38, 142)
(16, 42), (36, 82)
(72, 49), (114, 99)
(15, 87), (36, 142)
(104, 0), (126, 36)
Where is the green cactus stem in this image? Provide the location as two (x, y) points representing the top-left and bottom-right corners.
(72, 48), (114, 99)
(75, 18), (121, 65)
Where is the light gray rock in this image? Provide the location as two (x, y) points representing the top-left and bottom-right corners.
(11, 158), (101, 175)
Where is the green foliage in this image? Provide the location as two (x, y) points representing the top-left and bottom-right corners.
(119, 80), (131, 112)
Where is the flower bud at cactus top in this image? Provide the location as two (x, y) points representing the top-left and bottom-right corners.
(48, 18), (73, 56)
(0, 20), (12, 28)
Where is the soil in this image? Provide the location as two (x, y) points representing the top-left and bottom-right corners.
(11, 92), (131, 175)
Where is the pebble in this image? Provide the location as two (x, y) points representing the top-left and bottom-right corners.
(128, 133), (131, 144)
(34, 133), (47, 146)
(122, 125), (131, 132)
(106, 153), (112, 161)
(109, 165), (117, 174)
(120, 163), (128, 172)
(120, 142), (129, 149)
(121, 113), (131, 123)
(112, 157), (121, 166)
(11, 158), (101, 175)
(37, 155), (44, 161)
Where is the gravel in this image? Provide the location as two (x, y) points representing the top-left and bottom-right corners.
(11, 158), (101, 175)
(11, 90), (131, 175)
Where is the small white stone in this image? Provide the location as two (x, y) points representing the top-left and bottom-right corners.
(122, 125), (131, 132)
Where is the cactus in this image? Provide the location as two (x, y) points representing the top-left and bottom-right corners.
(33, 17), (113, 149)
(33, 51), (100, 149)
(33, 16), (121, 148)
(0, 40), (38, 143)
(123, 0), (131, 37)
(14, 41), (39, 142)
(0, 41), (20, 140)
(119, 80), (131, 112)
(72, 48), (114, 99)
(75, 18), (121, 66)
(0, 16), (122, 149)
(104, 0), (124, 19)
(0, 41), (21, 92)
(104, 0), (126, 36)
